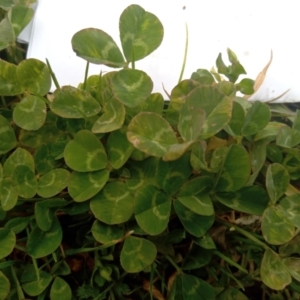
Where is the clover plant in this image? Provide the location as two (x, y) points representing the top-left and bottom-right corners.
(1, 3), (300, 299)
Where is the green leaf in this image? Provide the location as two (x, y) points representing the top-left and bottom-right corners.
(35, 199), (67, 231)
(140, 93), (164, 114)
(0, 228), (15, 259)
(61, 201), (89, 216)
(51, 260), (71, 276)
(236, 78), (255, 95)
(91, 220), (123, 244)
(170, 79), (200, 111)
(92, 97), (125, 133)
(190, 142), (208, 171)
(217, 287), (248, 300)
(0, 60), (22, 95)
(21, 267), (52, 296)
(178, 103), (205, 141)
(50, 138), (69, 160)
(225, 101), (245, 136)
(0, 163), (2, 184)
(282, 153), (300, 180)
(26, 217), (62, 258)
(283, 257), (300, 282)
(120, 236), (156, 273)
(174, 200), (214, 237)
(277, 125), (292, 148)
(260, 249), (291, 290)
(185, 86), (233, 139)
(111, 69), (153, 107)
(68, 170), (109, 202)
(19, 113), (60, 148)
(127, 112), (177, 157)
(210, 146), (228, 173)
(215, 186), (269, 216)
(0, 178), (18, 211)
(50, 86), (101, 118)
(177, 193), (213, 216)
(216, 53), (228, 76)
(277, 194), (300, 227)
(194, 235), (216, 250)
(0, 16), (14, 52)
(0, 114), (17, 155)
(290, 110), (300, 147)
(5, 216), (31, 234)
(13, 95), (47, 130)
(216, 144), (251, 192)
(227, 48), (239, 64)
(130, 148), (149, 161)
(3, 147), (34, 177)
(178, 176), (214, 197)
(162, 141), (195, 162)
(34, 144), (57, 175)
(135, 185), (171, 235)
(262, 207), (295, 245)
(71, 28), (125, 67)
(222, 48), (246, 83)
(279, 232), (300, 257)
(182, 245), (212, 270)
(242, 101), (271, 136)
(126, 156), (168, 192)
(50, 277), (72, 300)
(0, 271), (10, 300)
(12, 165), (37, 198)
(107, 129), (134, 169)
(170, 273), (215, 300)
(0, 0), (19, 10)
(266, 163), (290, 203)
(191, 69), (215, 85)
(64, 130), (108, 172)
(247, 139), (267, 185)
(37, 169), (70, 198)
(218, 81), (236, 97)
(119, 4), (163, 62)
(9, 5), (33, 37)
(162, 153), (192, 195)
(0, 208), (5, 221)
(17, 58), (51, 95)
(276, 110), (300, 148)
(90, 182), (133, 224)
(255, 122), (286, 141)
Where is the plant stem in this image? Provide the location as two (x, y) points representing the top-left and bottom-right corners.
(286, 183), (300, 196)
(213, 250), (248, 274)
(11, 265), (25, 300)
(14, 244), (26, 252)
(46, 58), (60, 89)
(178, 22), (188, 83)
(60, 244), (66, 258)
(150, 263), (154, 300)
(52, 251), (58, 263)
(165, 255), (183, 274)
(1, 96), (7, 108)
(216, 218), (272, 251)
(97, 281), (116, 299)
(32, 257), (40, 281)
(131, 49), (135, 69)
(218, 265), (245, 290)
(83, 61), (89, 90)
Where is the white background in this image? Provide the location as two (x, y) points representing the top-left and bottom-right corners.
(25, 0), (300, 102)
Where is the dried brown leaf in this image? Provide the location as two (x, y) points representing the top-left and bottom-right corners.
(143, 279), (165, 300)
(167, 271), (178, 293)
(244, 50), (273, 100)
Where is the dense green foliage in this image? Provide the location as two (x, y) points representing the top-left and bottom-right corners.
(1, 2), (300, 299)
